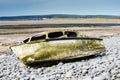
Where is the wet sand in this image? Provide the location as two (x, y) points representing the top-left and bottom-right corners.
(0, 19), (120, 55)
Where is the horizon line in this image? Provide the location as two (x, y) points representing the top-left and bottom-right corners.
(0, 14), (120, 17)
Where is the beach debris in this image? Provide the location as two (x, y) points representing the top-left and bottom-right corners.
(10, 30), (105, 67)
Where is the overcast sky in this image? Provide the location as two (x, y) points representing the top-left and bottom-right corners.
(0, 0), (120, 16)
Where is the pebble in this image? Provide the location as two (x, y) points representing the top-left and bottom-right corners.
(0, 37), (120, 79)
(65, 71), (72, 78)
(93, 76), (105, 80)
(83, 77), (92, 80)
(116, 73), (120, 78)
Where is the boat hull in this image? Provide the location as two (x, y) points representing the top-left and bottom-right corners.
(11, 38), (105, 66)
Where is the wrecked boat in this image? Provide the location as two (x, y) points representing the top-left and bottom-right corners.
(11, 30), (105, 67)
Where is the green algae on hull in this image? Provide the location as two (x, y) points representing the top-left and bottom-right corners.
(11, 39), (105, 65)
(11, 30), (105, 66)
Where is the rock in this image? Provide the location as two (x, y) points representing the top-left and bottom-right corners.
(65, 71), (72, 78)
(20, 78), (25, 80)
(116, 73), (120, 78)
(30, 75), (36, 80)
(24, 76), (30, 80)
(111, 75), (115, 80)
(55, 74), (61, 78)
(39, 77), (50, 80)
(0, 54), (6, 58)
(110, 69), (117, 75)
(82, 77), (92, 80)
(57, 62), (63, 66)
(82, 69), (88, 76)
(93, 76), (106, 80)
(19, 63), (24, 68)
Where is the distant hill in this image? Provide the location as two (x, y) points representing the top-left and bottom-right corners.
(0, 14), (120, 21)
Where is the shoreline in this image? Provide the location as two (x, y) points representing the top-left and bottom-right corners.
(0, 19), (120, 26)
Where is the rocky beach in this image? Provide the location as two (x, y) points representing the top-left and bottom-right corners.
(0, 20), (120, 80)
(0, 36), (120, 80)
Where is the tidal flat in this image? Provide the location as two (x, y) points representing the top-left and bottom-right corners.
(0, 19), (120, 79)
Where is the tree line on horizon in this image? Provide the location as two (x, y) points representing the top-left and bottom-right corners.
(0, 14), (120, 21)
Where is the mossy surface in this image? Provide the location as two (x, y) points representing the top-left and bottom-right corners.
(21, 40), (105, 63)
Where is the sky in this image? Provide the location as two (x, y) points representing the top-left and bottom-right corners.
(0, 0), (120, 17)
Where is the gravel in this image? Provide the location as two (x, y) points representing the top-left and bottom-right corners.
(0, 37), (120, 80)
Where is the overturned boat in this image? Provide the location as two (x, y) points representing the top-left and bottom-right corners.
(11, 30), (105, 67)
